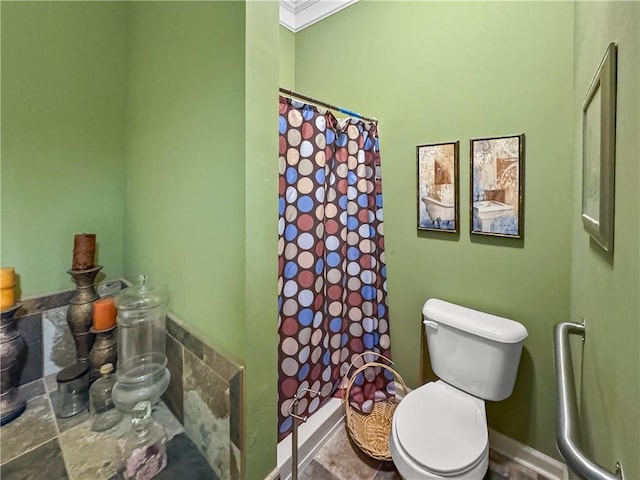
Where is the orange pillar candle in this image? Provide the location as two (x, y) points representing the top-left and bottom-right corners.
(0, 267), (16, 310)
(72, 233), (96, 271)
(93, 297), (117, 330)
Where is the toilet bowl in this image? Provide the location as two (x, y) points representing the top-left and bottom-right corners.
(390, 299), (528, 480)
(390, 382), (489, 479)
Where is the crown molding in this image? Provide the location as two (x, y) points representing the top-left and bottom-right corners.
(279, 0), (358, 33)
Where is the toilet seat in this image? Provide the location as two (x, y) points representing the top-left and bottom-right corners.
(393, 381), (488, 476)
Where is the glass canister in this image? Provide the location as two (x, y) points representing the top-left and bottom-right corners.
(112, 275), (170, 412)
(56, 361), (90, 418)
(89, 363), (122, 431)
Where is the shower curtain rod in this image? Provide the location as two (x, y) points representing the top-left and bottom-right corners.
(279, 87), (377, 123)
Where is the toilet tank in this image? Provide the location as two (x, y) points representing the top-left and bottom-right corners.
(423, 298), (528, 401)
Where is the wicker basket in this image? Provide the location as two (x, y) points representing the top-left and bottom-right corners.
(342, 353), (408, 461)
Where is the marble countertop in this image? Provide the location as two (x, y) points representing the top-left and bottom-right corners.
(0, 377), (219, 480)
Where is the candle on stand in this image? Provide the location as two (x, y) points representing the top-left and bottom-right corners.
(72, 234), (96, 271)
(0, 267), (16, 310)
(93, 297), (117, 330)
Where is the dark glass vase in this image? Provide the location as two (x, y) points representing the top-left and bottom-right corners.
(0, 304), (27, 425)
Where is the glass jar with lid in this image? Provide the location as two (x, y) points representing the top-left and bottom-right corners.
(112, 275), (170, 412)
(56, 361), (90, 418)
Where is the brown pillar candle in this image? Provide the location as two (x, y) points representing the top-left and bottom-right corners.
(72, 233), (96, 270)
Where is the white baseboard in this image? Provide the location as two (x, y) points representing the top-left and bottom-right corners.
(489, 429), (568, 480)
(263, 467), (280, 480)
(393, 381), (568, 480)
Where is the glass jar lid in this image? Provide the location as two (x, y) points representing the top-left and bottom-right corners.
(115, 274), (169, 311)
(56, 361), (90, 383)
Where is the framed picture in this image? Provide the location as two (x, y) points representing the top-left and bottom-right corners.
(470, 134), (524, 238)
(582, 42), (617, 253)
(417, 141), (459, 232)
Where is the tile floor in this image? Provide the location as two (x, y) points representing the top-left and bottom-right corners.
(298, 426), (552, 480)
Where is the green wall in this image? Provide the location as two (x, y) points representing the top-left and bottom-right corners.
(1, 2), (127, 297)
(124, 2), (279, 476)
(279, 25), (296, 89)
(123, 1), (247, 360)
(2, 3), (280, 476)
(295, 1), (574, 458)
(244, 4), (279, 477)
(570, 2), (639, 478)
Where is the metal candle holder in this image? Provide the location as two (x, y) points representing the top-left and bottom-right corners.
(0, 304), (27, 425)
(66, 265), (102, 362)
(89, 325), (117, 380)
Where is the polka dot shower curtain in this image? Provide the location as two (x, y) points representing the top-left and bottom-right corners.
(277, 96), (393, 440)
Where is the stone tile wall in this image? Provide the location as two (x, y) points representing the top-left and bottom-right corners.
(164, 315), (245, 480)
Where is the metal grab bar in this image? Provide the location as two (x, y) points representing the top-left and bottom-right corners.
(553, 321), (624, 480)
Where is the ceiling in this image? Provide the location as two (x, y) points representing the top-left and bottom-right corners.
(279, 0), (359, 32)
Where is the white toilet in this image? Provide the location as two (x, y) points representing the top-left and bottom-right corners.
(390, 298), (528, 479)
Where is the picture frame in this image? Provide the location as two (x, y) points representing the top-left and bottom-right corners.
(470, 134), (524, 238)
(417, 141), (459, 233)
(582, 42), (617, 253)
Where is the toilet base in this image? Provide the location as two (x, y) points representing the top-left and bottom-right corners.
(390, 432), (489, 479)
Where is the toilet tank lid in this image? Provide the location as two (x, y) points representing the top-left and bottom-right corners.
(422, 298), (528, 344)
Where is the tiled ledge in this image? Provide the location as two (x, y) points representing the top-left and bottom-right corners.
(0, 378), (217, 480)
(9, 280), (246, 480)
(164, 314), (245, 480)
(17, 280), (125, 317)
